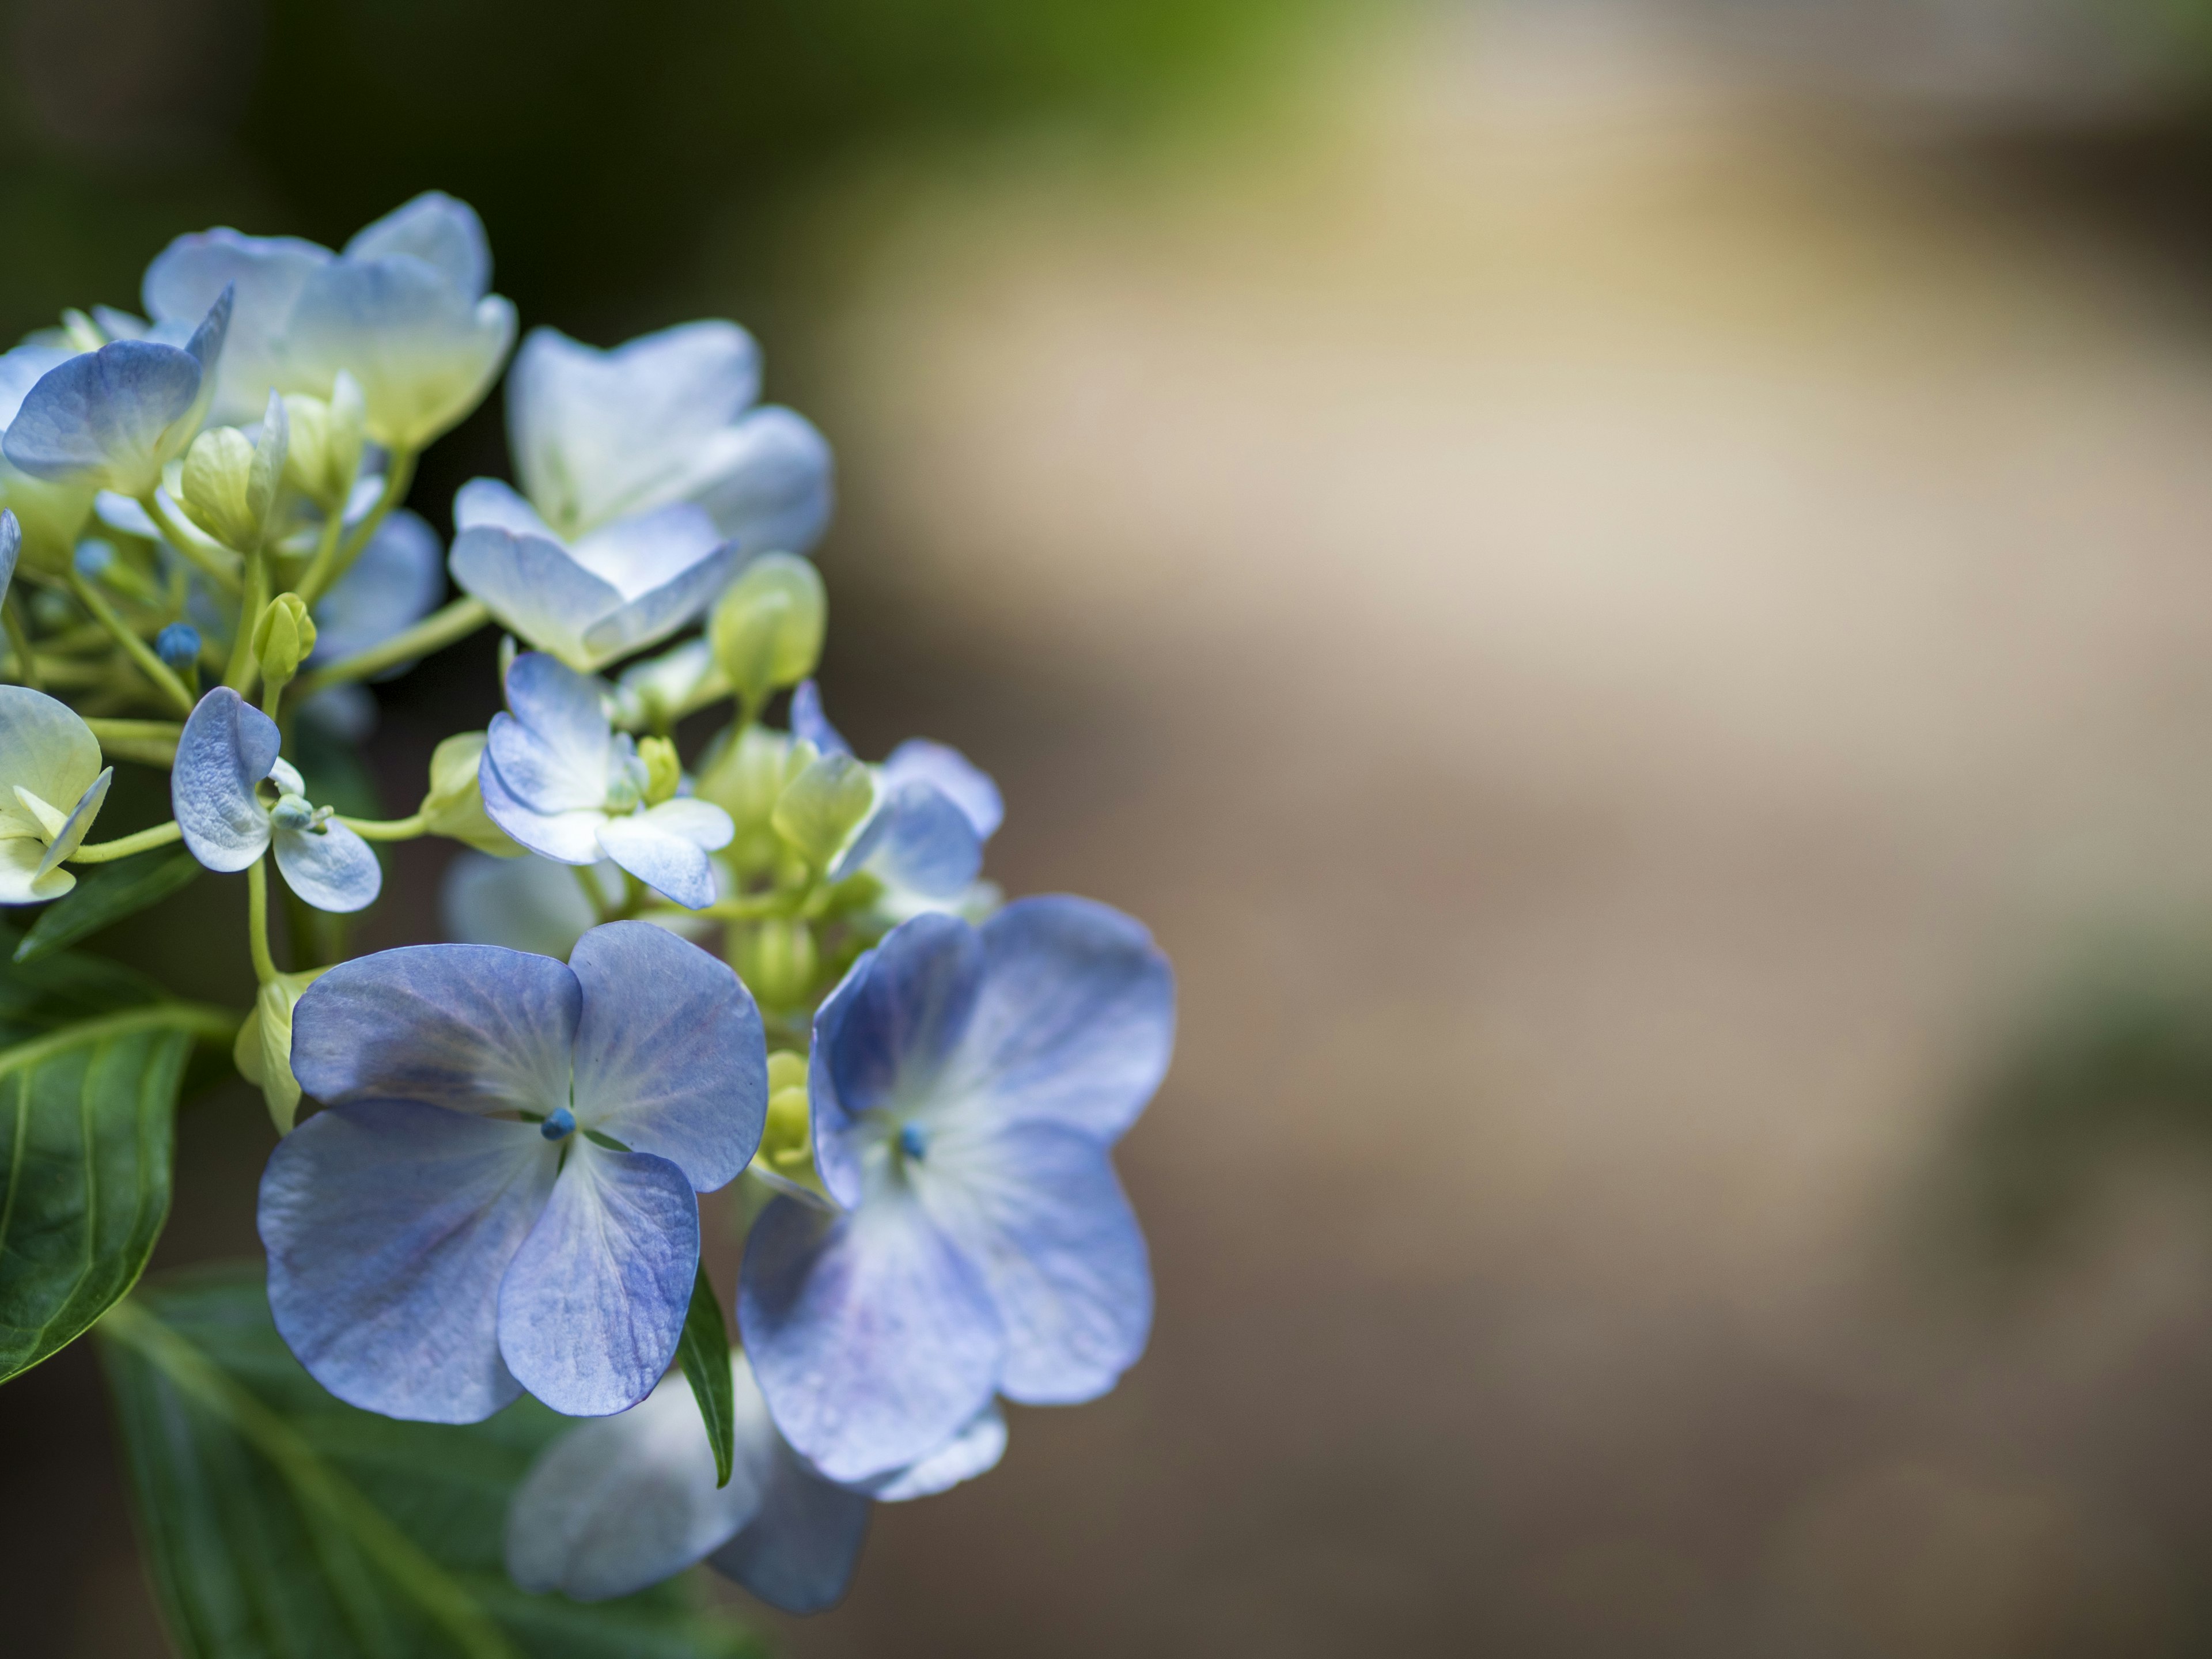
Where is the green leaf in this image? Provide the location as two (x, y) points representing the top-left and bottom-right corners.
(0, 922), (166, 1047)
(12, 846), (202, 964)
(99, 1267), (767, 1659)
(676, 1262), (737, 1488)
(0, 1001), (233, 1382)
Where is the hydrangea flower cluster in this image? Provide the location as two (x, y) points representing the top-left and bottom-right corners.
(0, 192), (1173, 1616)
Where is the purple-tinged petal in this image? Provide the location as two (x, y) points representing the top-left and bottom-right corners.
(344, 191), (491, 300)
(478, 760), (608, 865)
(806, 952), (874, 1209)
(497, 1142), (699, 1416)
(3, 340), (202, 494)
(737, 1191), (1002, 1483)
(823, 912), (983, 1126)
(172, 687), (277, 872)
(497, 651), (612, 801)
(787, 680), (849, 755)
(272, 819), (382, 913)
(290, 942), (578, 1116)
(568, 922), (765, 1191)
(259, 1100), (557, 1422)
(593, 814), (715, 910)
(882, 738), (1002, 840)
(861, 781), (983, 898)
(709, 1445), (872, 1614)
(861, 1402), (1007, 1502)
(922, 1122), (1152, 1404)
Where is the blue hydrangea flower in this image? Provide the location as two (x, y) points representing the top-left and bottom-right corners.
(259, 922), (768, 1421)
(172, 687), (382, 913)
(790, 680), (1002, 900)
(143, 192), (514, 446)
(448, 478), (743, 672)
(0, 685), (112, 904)
(0, 507), (17, 603)
(1, 288), (232, 499)
(507, 321), (832, 551)
(506, 1349), (1003, 1611)
(441, 850), (715, 959)
(480, 651), (735, 910)
(307, 506), (445, 666)
(738, 897), (1174, 1483)
(0, 342), (99, 574)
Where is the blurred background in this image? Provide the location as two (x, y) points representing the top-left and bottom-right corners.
(14, 0), (2212, 1653)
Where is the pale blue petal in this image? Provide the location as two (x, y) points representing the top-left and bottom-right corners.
(142, 227), (328, 425)
(575, 540), (745, 668)
(344, 191), (491, 300)
(171, 687), (276, 872)
(453, 475), (555, 539)
(506, 1363), (771, 1601)
(737, 1191), (1002, 1483)
(441, 851), (612, 956)
(33, 767), (112, 881)
(685, 406), (835, 555)
(0, 509), (18, 598)
(569, 504), (725, 600)
(821, 912), (983, 1127)
(272, 819), (382, 913)
(92, 490), (161, 540)
(479, 760), (609, 865)
(449, 524), (616, 667)
(593, 814), (717, 910)
(787, 680), (849, 755)
(882, 739), (1003, 840)
(806, 956), (874, 1209)
(568, 921), (764, 1190)
(497, 1142), (699, 1416)
(0, 343), (77, 429)
(290, 942), (578, 1116)
(310, 507), (444, 665)
(863, 781), (983, 899)
(861, 1402), (1007, 1502)
(922, 1122), (1151, 1404)
(278, 259), (514, 448)
(946, 896), (1176, 1142)
(3, 340), (202, 494)
(709, 1442), (872, 1615)
(259, 1099), (557, 1423)
(636, 796), (733, 851)
(494, 651), (612, 806)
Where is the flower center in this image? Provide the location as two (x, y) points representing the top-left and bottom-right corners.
(897, 1122), (929, 1162)
(603, 736), (649, 813)
(540, 1105), (577, 1142)
(270, 793), (331, 832)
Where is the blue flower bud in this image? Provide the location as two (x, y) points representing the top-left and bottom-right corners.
(73, 539), (114, 579)
(540, 1105), (577, 1142)
(155, 622), (202, 672)
(897, 1122), (929, 1161)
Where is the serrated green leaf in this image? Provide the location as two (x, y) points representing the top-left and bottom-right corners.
(676, 1262), (737, 1488)
(0, 1002), (234, 1381)
(13, 847), (202, 964)
(99, 1267), (767, 1659)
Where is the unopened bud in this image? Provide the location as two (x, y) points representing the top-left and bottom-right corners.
(709, 554), (826, 710)
(281, 370), (366, 510)
(730, 918), (819, 1012)
(637, 736), (683, 806)
(252, 592), (317, 688)
(234, 968), (327, 1134)
(154, 622), (202, 690)
(419, 732), (522, 855)
(181, 395), (286, 551)
(770, 750), (875, 868)
(754, 1050), (814, 1176)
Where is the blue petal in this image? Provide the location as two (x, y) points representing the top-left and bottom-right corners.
(882, 738), (1003, 840)
(441, 851), (612, 956)
(310, 507), (444, 665)
(685, 405), (835, 555)
(709, 1440), (872, 1615)
(569, 503), (725, 599)
(862, 781), (984, 898)
(593, 813), (716, 910)
(575, 538), (745, 668)
(278, 257), (514, 448)
(259, 1099), (558, 1422)
(449, 524), (620, 669)
(490, 651), (612, 813)
(290, 942), (578, 1116)
(737, 1191), (1002, 1483)
(3, 340), (202, 493)
(922, 1122), (1152, 1404)
(861, 1402), (1007, 1501)
(344, 191), (491, 300)
(817, 914), (983, 1166)
(272, 819), (383, 913)
(787, 679), (849, 755)
(568, 921), (765, 1191)
(142, 227), (329, 426)
(0, 509), (18, 597)
(479, 760), (609, 865)
(0, 342), (78, 429)
(453, 475), (555, 539)
(171, 687), (277, 872)
(949, 896), (1176, 1142)
(497, 1142), (699, 1416)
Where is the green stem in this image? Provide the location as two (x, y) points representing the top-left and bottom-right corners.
(293, 493), (351, 609)
(571, 862), (615, 923)
(300, 449), (416, 608)
(333, 812), (427, 842)
(3, 593), (40, 690)
(84, 717), (184, 745)
(65, 569), (195, 717)
(291, 597), (489, 698)
(224, 548), (268, 696)
(246, 857), (278, 985)
(138, 492), (243, 597)
(97, 1300), (521, 1659)
(70, 820), (183, 863)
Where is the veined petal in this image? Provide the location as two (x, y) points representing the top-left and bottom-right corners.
(922, 1122), (1152, 1404)
(680, 405), (834, 555)
(290, 942), (579, 1116)
(478, 763), (609, 865)
(272, 819), (382, 913)
(487, 652), (613, 812)
(882, 739), (1003, 840)
(0, 509), (18, 599)
(593, 814), (717, 911)
(142, 227), (329, 426)
(259, 1100), (557, 1422)
(448, 525), (616, 669)
(310, 507), (444, 665)
(862, 781), (984, 899)
(497, 1142), (699, 1416)
(3, 340), (203, 495)
(569, 921), (764, 1191)
(32, 767), (111, 881)
(0, 342), (78, 429)
(344, 191), (491, 301)
(938, 897), (1176, 1142)
(171, 687), (278, 872)
(708, 1385), (873, 1615)
(860, 1402), (1007, 1502)
(823, 912), (983, 1128)
(737, 1191), (1002, 1484)
(0, 686), (103, 841)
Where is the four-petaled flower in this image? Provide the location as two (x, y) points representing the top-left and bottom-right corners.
(480, 651), (734, 910)
(738, 897), (1175, 1483)
(259, 922), (767, 1420)
(0, 684), (112, 904)
(172, 687), (383, 913)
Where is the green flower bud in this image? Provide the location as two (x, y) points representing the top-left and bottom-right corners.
(731, 918), (818, 1013)
(709, 554), (826, 711)
(637, 735), (683, 806)
(252, 592), (317, 690)
(234, 968), (328, 1134)
(770, 750), (875, 869)
(419, 732), (522, 856)
(281, 370), (367, 510)
(181, 393), (289, 552)
(752, 1049), (819, 1183)
(0, 469), (97, 577)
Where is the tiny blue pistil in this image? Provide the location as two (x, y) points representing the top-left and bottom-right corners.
(897, 1122), (929, 1161)
(541, 1106), (577, 1141)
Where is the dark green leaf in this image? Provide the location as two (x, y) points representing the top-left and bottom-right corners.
(0, 1002), (233, 1381)
(100, 1266), (767, 1659)
(0, 922), (166, 1047)
(13, 847), (202, 964)
(676, 1262), (737, 1488)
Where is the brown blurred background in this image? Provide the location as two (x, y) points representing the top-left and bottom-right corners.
(17, 0), (2212, 1653)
